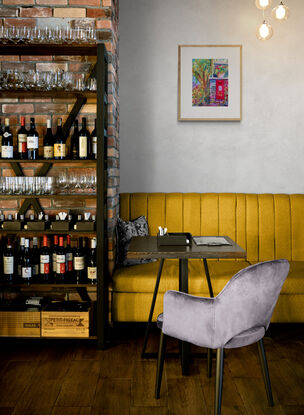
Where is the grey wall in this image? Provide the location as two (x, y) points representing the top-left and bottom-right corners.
(119, 0), (303, 193)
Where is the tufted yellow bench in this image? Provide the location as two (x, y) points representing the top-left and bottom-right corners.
(112, 193), (304, 323)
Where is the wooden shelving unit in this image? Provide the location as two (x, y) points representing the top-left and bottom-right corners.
(0, 43), (109, 349)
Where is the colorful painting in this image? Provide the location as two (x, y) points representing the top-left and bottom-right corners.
(192, 58), (228, 107)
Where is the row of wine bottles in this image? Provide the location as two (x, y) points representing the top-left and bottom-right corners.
(0, 116), (98, 160)
(2, 236), (97, 285)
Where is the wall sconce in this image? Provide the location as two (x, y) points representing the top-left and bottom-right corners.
(256, 0), (289, 40)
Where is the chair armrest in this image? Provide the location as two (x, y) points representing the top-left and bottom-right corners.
(162, 290), (215, 349)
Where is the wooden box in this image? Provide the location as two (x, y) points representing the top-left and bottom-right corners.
(41, 302), (91, 338)
(0, 309), (41, 337)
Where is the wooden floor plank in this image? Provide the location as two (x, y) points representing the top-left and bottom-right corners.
(281, 406), (304, 415)
(99, 342), (136, 379)
(51, 407), (91, 415)
(132, 360), (167, 407)
(91, 379), (130, 415)
(225, 346), (262, 379)
(55, 361), (101, 407)
(0, 361), (37, 407)
(130, 407), (168, 415)
(167, 378), (208, 415)
(0, 409), (14, 415)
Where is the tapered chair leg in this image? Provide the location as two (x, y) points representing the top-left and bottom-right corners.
(207, 348), (212, 377)
(257, 338), (274, 406)
(155, 331), (166, 399)
(215, 348), (224, 415)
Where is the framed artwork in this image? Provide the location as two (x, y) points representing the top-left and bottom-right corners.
(178, 45), (242, 121)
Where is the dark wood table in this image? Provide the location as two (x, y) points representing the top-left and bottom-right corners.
(128, 235), (246, 375)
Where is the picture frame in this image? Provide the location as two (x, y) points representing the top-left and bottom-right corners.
(178, 45), (242, 121)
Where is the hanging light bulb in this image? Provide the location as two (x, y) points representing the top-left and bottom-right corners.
(272, 1), (289, 21)
(256, 20), (273, 40)
(255, 0), (272, 10)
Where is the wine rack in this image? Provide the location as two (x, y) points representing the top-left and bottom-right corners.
(0, 44), (108, 348)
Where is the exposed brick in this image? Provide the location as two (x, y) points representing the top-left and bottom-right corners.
(2, 62), (35, 72)
(0, 55), (19, 62)
(54, 55), (84, 62)
(96, 20), (112, 30)
(68, 103), (96, 113)
(102, 0), (112, 6)
(87, 8), (111, 18)
(0, 7), (19, 17)
(0, 200), (18, 208)
(96, 31), (112, 41)
(3, 18), (36, 27)
(84, 199), (97, 208)
(36, 0), (67, 4)
(39, 199), (52, 208)
(33, 103), (67, 113)
(36, 62), (68, 72)
(53, 7), (86, 18)
(20, 98), (52, 103)
(20, 7), (52, 17)
(21, 55), (52, 62)
(70, 0), (100, 5)
(68, 63), (91, 72)
(70, 19), (95, 29)
(0, 98), (18, 103)
(2, 104), (34, 114)
(3, 0), (33, 4)
(53, 198), (85, 208)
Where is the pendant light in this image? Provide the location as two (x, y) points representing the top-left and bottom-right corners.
(256, 20), (273, 40)
(272, 1), (289, 21)
(255, 0), (272, 10)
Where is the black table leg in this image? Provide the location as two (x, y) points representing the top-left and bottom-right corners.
(203, 258), (214, 298)
(141, 258), (165, 358)
(179, 258), (190, 375)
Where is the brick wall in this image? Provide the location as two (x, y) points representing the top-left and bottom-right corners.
(0, 0), (120, 273)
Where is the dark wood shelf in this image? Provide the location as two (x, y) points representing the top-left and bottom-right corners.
(0, 194), (96, 199)
(2, 159), (96, 164)
(0, 230), (96, 236)
(0, 91), (96, 99)
(0, 43), (97, 56)
(0, 283), (97, 289)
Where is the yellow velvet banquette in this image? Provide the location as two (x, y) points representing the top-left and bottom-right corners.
(112, 193), (304, 323)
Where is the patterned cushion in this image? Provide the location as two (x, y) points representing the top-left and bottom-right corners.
(116, 216), (155, 266)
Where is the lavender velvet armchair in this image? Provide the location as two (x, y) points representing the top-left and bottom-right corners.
(155, 259), (290, 415)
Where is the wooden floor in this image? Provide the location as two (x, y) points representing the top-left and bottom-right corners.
(0, 324), (304, 415)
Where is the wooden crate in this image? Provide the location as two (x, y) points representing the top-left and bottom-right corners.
(41, 304), (91, 338)
(0, 310), (41, 337)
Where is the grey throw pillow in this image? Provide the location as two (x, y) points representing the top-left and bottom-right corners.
(116, 216), (155, 266)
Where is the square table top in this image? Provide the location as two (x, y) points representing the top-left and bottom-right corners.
(127, 236), (246, 260)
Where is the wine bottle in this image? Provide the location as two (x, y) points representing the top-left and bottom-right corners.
(52, 235), (58, 279)
(70, 119), (79, 160)
(73, 237), (85, 284)
(53, 118), (66, 160)
(65, 234), (73, 282)
(22, 238), (32, 283)
(31, 237), (40, 282)
(3, 237), (14, 283)
(40, 235), (51, 283)
(91, 118), (97, 160)
(0, 118), (3, 158)
(17, 237), (25, 281)
(79, 117), (90, 160)
(56, 236), (66, 283)
(27, 117), (39, 160)
(43, 119), (54, 159)
(17, 116), (28, 160)
(1, 118), (14, 159)
(87, 237), (97, 284)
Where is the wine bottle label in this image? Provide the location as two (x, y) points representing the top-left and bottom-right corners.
(1, 145), (13, 158)
(74, 256), (85, 270)
(44, 146), (54, 159)
(87, 267), (97, 280)
(54, 143), (66, 158)
(18, 134), (27, 153)
(40, 254), (50, 274)
(56, 255), (66, 274)
(79, 136), (87, 158)
(22, 267), (32, 279)
(3, 132), (11, 138)
(92, 136), (97, 157)
(27, 136), (39, 149)
(52, 253), (57, 271)
(66, 253), (73, 271)
(3, 256), (14, 274)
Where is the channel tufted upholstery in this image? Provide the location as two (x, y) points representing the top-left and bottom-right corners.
(112, 193), (304, 322)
